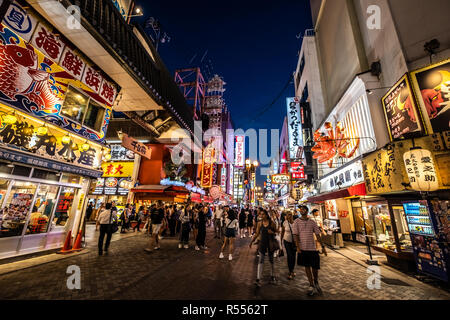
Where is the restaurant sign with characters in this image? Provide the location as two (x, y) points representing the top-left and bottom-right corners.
(0, 105), (104, 177)
(362, 132), (450, 195)
(0, 1), (118, 144)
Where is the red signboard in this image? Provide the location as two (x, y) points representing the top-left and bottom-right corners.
(291, 162), (305, 180)
(201, 147), (215, 188)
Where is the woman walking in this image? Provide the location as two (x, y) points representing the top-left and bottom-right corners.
(249, 209), (279, 286)
(246, 209), (254, 236)
(134, 205), (145, 232)
(195, 205), (208, 250)
(281, 211), (296, 280)
(239, 207), (247, 238)
(96, 203), (117, 256)
(219, 209), (239, 260)
(178, 205), (191, 249)
(120, 204), (129, 233)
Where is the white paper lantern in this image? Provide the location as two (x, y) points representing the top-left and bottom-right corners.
(403, 147), (439, 192)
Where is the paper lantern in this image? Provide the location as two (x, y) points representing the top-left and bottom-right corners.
(3, 114), (17, 124)
(82, 142), (90, 151)
(36, 126), (48, 136)
(403, 147), (439, 192)
(61, 135), (71, 144)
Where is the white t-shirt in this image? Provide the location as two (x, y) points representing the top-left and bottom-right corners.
(214, 209), (223, 220)
(225, 218), (238, 230)
(97, 209), (117, 225)
(283, 220), (295, 242)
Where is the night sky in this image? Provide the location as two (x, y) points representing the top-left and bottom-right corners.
(134, 0), (313, 184)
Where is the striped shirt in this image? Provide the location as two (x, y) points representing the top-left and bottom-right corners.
(292, 217), (321, 251)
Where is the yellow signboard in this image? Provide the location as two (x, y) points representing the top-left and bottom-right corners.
(101, 162), (134, 177)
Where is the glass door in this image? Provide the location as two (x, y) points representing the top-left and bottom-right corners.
(51, 187), (77, 232)
(26, 184), (60, 235)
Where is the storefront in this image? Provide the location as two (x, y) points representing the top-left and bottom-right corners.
(362, 133), (450, 276)
(0, 2), (118, 259)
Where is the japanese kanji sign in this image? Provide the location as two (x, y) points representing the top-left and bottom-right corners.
(60, 46), (86, 80)
(286, 97), (303, 159)
(101, 162), (134, 178)
(2, 1), (38, 42)
(403, 148), (439, 192)
(271, 174), (290, 185)
(201, 146), (215, 188)
(0, 105), (103, 175)
(234, 135), (245, 167)
(31, 22), (64, 62)
(291, 161), (305, 180)
(121, 133), (151, 159)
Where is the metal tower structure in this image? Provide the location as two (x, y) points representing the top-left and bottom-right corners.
(174, 67), (207, 120)
(205, 74), (226, 132)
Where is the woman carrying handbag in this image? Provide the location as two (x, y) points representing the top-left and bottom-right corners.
(281, 211), (296, 280)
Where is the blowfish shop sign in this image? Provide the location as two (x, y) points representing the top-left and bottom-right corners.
(287, 97), (303, 159)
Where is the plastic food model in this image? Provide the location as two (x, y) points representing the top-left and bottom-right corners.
(311, 122), (361, 168)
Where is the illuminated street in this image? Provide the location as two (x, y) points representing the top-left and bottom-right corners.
(0, 229), (449, 300)
(0, 0), (449, 308)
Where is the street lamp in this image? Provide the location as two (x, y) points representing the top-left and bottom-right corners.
(128, 7), (143, 18)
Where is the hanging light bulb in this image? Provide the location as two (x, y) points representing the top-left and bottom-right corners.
(82, 141), (90, 151)
(37, 125), (48, 136)
(61, 134), (71, 144)
(104, 153), (111, 160)
(3, 113), (18, 124)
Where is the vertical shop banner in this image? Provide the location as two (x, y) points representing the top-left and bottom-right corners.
(291, 161), (305, 179)
(286, 97), (303, 159)
(382, 74), (422, 140)
(220, 165), (227, 192)
(201, 146), (215, 188)
(411, 59), (450, 133)
(234, 135), (244, 167)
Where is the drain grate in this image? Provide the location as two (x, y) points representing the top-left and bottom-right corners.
(381, 277), (411, 286)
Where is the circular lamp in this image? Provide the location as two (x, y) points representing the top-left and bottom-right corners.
(253, 160), (259, 167)
(104, 153), (111, 160)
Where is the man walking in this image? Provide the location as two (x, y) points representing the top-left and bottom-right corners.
(145, 200), (165, 253)
(96, 203), (117, 256)
(292, 205), (324, 296)
(213, 205), (223, 238)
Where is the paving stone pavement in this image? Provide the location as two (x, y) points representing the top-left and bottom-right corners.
(0, 228), (449, 300)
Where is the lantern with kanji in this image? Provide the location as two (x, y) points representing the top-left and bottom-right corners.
(403, 147), (439, 192)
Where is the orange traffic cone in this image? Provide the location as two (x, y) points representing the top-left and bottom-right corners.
(72, 230), (83, 251)
(57, 230), (73, 254)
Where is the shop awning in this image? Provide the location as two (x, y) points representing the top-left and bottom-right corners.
(307, 182), (367, 203)
(131, 185), (169, 193)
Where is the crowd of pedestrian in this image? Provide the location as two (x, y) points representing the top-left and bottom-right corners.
(94, 200), (328, 296)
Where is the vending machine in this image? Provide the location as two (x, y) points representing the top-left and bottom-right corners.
(403, 200), (450, 282)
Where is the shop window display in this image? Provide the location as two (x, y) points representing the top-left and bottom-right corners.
(369, 204), (396, 251)
(26, 185), (59, 234)
(0, 181), (37, 238)
(52, 187), (76, 231)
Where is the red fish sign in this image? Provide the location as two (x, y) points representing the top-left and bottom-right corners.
(311, 122), (360, 168)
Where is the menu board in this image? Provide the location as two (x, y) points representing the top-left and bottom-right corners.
(403, 201), (435, 236)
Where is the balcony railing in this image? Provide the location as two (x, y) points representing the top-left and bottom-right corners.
(64, 0), (195, 134)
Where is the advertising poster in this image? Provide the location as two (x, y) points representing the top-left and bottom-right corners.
(286, 97), (303, 160)
(411, 59), (450, 133)
(382, 74), (422, 140)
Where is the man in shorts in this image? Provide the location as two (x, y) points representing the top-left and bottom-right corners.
(145, 200), (165, 253)
(292, 205), (324, 296)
